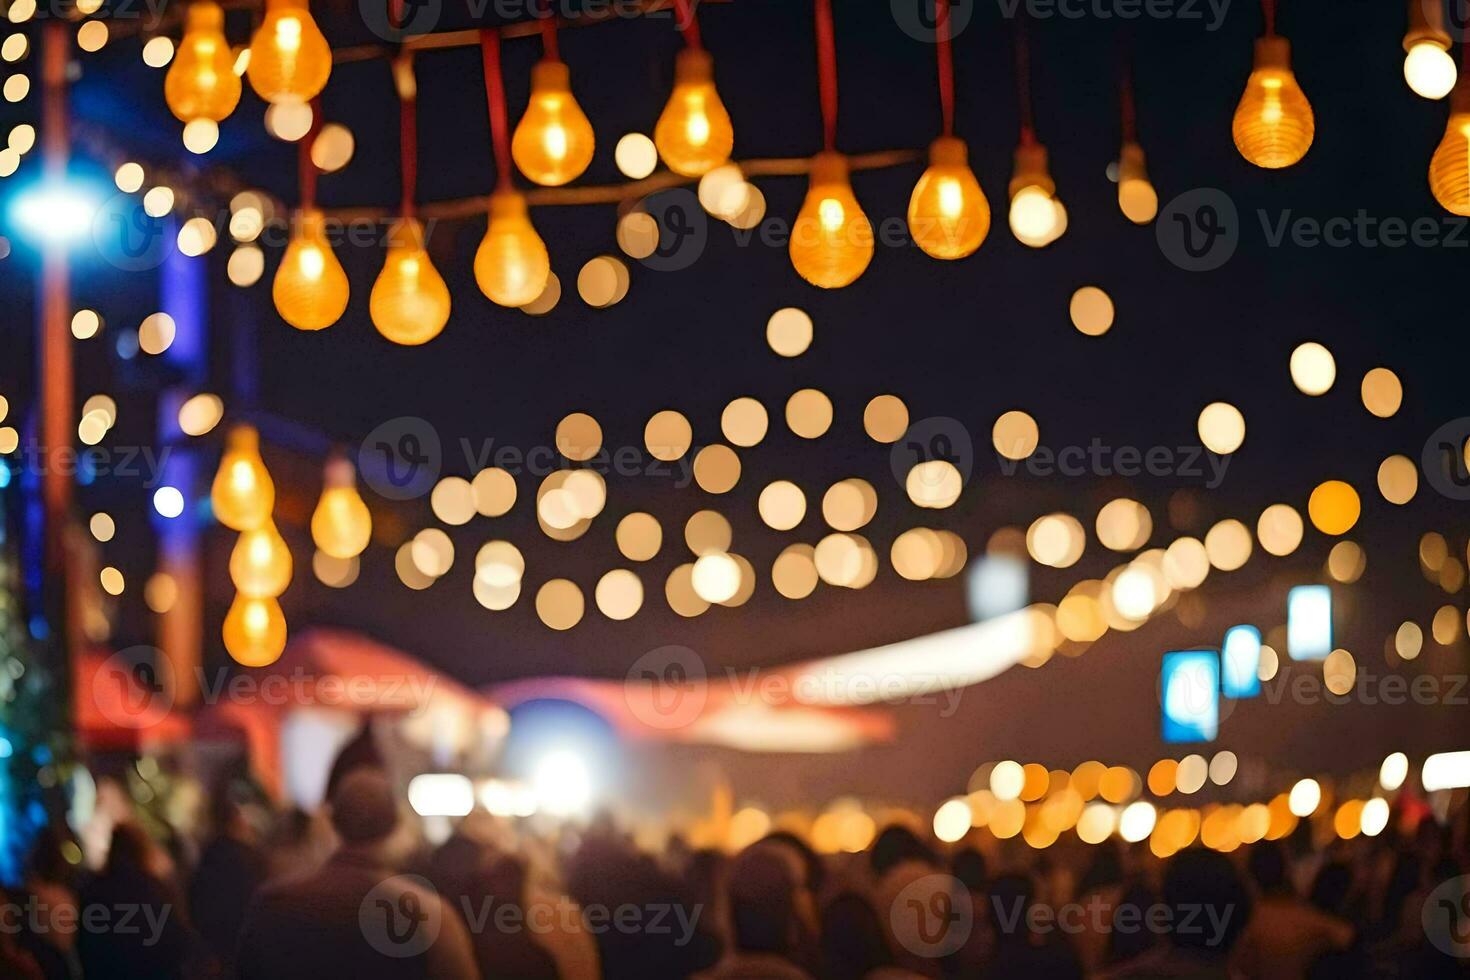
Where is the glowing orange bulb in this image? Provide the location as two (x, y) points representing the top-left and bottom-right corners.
(789, 151), (873, 289)
(273, 208), (349, 331)
(1117, 141), (1158, 224)
(229, 521), (293, 598)
(654, 48), (734, 177)
(473, 190), (550, 307)
(246, 0), (331, 104)
(907, 135), (989, 260)
(1008, 140), (1066, 247)
(311, 457), (372, 559)
(164, 2), (240, 123)
(370, 217), (450, 345)
(210, 425), (274, 531)
(1429, 80), (1470, 215)
(512, 59), (595, 186)
(1233, 36), (1313, 169)
(223, 593), (287, 667)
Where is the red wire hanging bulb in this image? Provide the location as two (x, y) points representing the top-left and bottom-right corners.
(1116, 63), (1158, 224)
(654, 0), (735, 176)
(789, 0), (874, 288)
(907, 0), (989, 259)
(475, 29), (552, 308)
(513, 1), (595, 185)
(274, 102), (350, 330)
(372, 49), (452, 345)
(1007, 17), (1066, 248)
(1232, 0), (1313, 169)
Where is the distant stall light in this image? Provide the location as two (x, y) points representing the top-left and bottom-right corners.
(407, 773), (475, 817)
(153, 485), (185, 519)
(1287, 584), (1332, 661)
(1421, 750), (1470, 792)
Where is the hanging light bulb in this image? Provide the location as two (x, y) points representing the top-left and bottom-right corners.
(273, 208), (349, 331)
(1403, 0), (1457, 100)
(211, 424), (274, 531)
(223, 593), (287, 667)
(1233, 36), (1314, 169)
(654, 47), (735, 177)
(1117, 141), (1158, 224)
(907, 136), (989, 260)
(789, 151), (873, 288)
(165, 1), (241, 123)
(229, 520), (293, 598)
(311, 456), (372, 558)
(245, 0), (331, 104)
(370, 217), (450, 345)
(1429, 78), (1470, 215)
(1008, 140), (1066, 247)
(512, 59), (594, 186)
(474, 190), (550, 307)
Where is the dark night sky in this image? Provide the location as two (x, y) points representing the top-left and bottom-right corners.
(1, 0), (1467, 775)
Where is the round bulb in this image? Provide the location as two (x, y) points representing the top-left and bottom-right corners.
(273, 208), (349, 331)
(1405, 40), (1457, 100)
(229, 520), (293, 598)
(1429, 104), (1470, 216)
(654, 47), (734, 177)
(164, 1), (241, 123)
(370, 217), (450, 345)
(474, 190), (550, 307)
(211, 425), (274, 531)
(512, 59), (595, 186)
(311, 458), (372, 559)
(907, 135), (989, 259)
(223, 593), (287, 667)
(1233, 36), (1314, 169)
(789, 151), (873, 289)
(245, 0), (331, 104)
(1116, 141), (1158, 224)
(1009, 185), (1061, 246)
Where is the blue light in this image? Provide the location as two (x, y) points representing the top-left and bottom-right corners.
(1287, 585), (1332, 660)
(1161, 650), (1220, 743)
(9, 179), (102, 245)
(966, 554), (1029, 622)
(0, 461), (9, 489)
(1222, 625), (1262, 698)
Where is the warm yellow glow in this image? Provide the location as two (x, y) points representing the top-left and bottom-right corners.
(1197, 401), (1245, 454)
(370, 217), (450, 345)
(1429, 100), (1470, 216)
(790, 151), (873, 289)
(1289, 341), (1336, 395)
(1404, 40), (1457, 100)
(246, 0), (331, 104)
(1288, 778), (1321, 817)
(907, 136), (989, 260)
(223, 594), (287, 667)
(474, 191), (550, 307)
(1308, 480), (1361, 535)
(311, 459), (371, 559)
(1116, 141), (1158, 223)
(230, 521), (293, 598)
(654, 48), (734, 177)
(273, 208), (349, 331)
(1233, 37), (1313, 169)
(513, 59), (595, 186)
(165, 2), (240, 123)
(211, 425), (274, 531)
(1008, 185), (1064, 246)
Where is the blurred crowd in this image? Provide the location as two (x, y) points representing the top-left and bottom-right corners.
(1, 762), (1467, 980)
